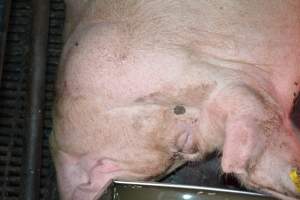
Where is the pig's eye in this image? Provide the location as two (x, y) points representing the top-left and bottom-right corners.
(173, 105), (186, 115)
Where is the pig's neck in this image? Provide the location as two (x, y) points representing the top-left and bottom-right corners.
(179, 46), (276, 103)
(178, 50), (278, 151)
(190, 37), (300, 117)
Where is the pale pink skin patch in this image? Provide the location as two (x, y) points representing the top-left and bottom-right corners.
(51, 0), (300, 199)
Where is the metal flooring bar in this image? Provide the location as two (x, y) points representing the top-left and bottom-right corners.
(0, 0), (12, 83)
(22, 0), (50, 199)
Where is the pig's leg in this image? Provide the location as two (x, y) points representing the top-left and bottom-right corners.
(214, 83), (300, 197)
(213, 84), (270, 174)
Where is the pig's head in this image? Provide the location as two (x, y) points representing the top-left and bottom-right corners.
(52, 98), (206, 200)
(86, 103), (203, 180)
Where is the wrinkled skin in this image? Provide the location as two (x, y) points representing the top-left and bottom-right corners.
(50, 0), (300, 199)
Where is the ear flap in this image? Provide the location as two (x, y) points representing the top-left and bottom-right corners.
(221, 118), (264, 175)
(54, 151), (121, 200)
(74, 158), (121, 200)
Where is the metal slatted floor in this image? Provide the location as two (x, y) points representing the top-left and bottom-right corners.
(0, 0), (64, 199)
(0, 0), (31, 199)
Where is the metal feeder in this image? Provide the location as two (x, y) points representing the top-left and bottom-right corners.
(99, 181), (276, 200)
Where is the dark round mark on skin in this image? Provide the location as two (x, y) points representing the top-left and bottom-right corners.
(75, 42), (79, 46)
(174, 105), (186, 115)
(293, 91), (300, 105)
(295, 82), (298, 86)
(192, 119), (198, 124)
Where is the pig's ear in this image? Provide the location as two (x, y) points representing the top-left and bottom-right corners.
(55, 151), (122, 200)
(221, 117), (264, 175)
(74, 158), (122, 199)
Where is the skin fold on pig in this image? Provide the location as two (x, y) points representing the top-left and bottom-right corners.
(50, 0), (300, 199)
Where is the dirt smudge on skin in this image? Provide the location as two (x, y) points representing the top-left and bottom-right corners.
(134, 82), (217, 109)
(178, 83), (217, 105)
(134, 92), (166, 103)
(293, 91), (300, 105)
(259, 114), (282, 139)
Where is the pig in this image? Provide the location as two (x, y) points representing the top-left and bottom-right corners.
(50, 0), (300, 199)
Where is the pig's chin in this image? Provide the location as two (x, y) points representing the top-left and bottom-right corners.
(261, 189), (299, 200)
(237, 176), (299, 200)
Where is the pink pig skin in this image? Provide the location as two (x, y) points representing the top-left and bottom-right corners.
(50, 1), (300, 199)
